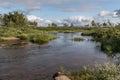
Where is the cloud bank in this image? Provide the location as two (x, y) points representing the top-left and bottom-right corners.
(27, 15), (93, 26)
(27, 9), (120, 27)
(98, 10), (120, 18)
(27, 15), (52, 26)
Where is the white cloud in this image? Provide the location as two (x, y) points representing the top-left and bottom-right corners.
(27, 15), (52, 26)
(27, 10), (120, 27)
(63, 16), (93, 26)
(98, 11), (112, 17)
(27, 15), (39, 21)
(113, 12), (118, 18)
(98, 10), (120, 18)
(27, 15), (94, 26)
(114, 9), (120, 17)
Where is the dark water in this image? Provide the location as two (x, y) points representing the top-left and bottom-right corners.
(0, 33), (113, 80)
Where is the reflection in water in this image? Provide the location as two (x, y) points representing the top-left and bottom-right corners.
(0, 33), (114, 80)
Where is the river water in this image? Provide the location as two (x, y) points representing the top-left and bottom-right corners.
(0, 33), (114, 80)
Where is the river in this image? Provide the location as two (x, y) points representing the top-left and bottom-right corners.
(0, 32), (114, 80)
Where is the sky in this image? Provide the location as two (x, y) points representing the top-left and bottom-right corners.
(0, 0), (120, 26)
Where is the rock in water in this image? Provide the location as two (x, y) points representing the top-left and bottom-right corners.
(53, 72), (71, 80)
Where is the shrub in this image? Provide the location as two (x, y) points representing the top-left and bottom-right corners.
(69, 63), (120, 80)
(16, 33), (29, 40)
(29, 34), (56, 44)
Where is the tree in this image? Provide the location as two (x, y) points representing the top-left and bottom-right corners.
(96, 23), (100, 27)
(29, 21), (37, 26)
(0, 14), (3, 25)
(70, 23), (74, 27)
(7, 21), (14, 27)
(63, 23), (68, 27)
(103, 22), (107, 27)
(91, 20), (96, 27)
(3, 11), (28, 27)
(51, 22), (57, 27)
(107, 19), (112, 27)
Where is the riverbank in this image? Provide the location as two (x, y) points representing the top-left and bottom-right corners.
(81, 27), (120, 55)
(0, 26), (120, 55)
(0, 27), (57, 46)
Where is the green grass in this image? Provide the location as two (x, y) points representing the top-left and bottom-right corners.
(0, 27), (57, 46)
(72, 37), (84, 41)
(29, 34), (57, 44)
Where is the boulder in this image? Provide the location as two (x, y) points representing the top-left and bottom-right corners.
(55, 75), (71, 80)
(53, 72), (71, 80)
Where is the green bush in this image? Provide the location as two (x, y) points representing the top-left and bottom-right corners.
(70, 63), (120, 80)
(29, 34), (56, 44)
(16, 33), (29, 40)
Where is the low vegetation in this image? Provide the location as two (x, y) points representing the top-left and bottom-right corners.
(29, 34), (57, 44)
(72, 37), (84, 41)
(69, 63), (120, 80)
(81, 27), (120, 55)
(0, 27), (58, 46)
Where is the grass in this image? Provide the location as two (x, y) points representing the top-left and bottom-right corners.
(29, 34), (57, 44)
(72, 37), (84, 41)
(0, 27), (57, 46)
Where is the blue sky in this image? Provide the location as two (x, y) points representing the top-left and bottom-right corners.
(0, 0), (120, 26)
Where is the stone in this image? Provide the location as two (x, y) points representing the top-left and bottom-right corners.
(53, 72), (71, 80)
(55, 75), (71, 80)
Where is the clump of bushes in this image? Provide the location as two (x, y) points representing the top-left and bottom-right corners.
(69, 63), (120, 80)
(29, 34), (57, 44)
(72, 37), (84, 41)
(16, 33), (29, 40)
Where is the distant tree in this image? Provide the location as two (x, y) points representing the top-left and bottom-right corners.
(63, 23), (69, 27)
(29, 21), (37, 26)
(0, 14), (3, 25)
(48, 24), (51, 27)
(91, 20), (96, 27)
(96, 22), (100, 27)
(51, 22), (57, 27)
(107, 19), (112, 27)
(3, 11), (28, 27)
(70, 23), (74, 27)
(103, 22), (107, 27)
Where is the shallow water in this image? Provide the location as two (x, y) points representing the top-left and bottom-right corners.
(0, 33), (113, 80)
